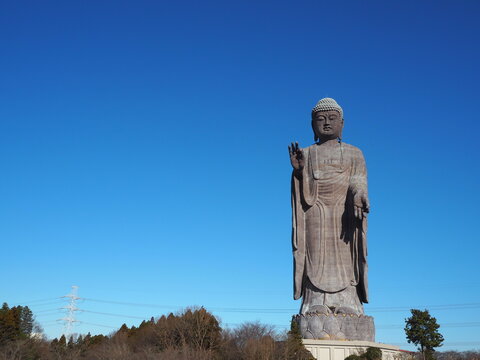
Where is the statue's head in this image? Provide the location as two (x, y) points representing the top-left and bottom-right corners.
(311, 98), (344, 142)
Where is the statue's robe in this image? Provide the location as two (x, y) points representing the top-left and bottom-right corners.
(291, 142), (368, 309)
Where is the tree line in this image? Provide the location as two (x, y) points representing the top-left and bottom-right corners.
(1, 303), (479, 360)
(0, 304), (314, 360)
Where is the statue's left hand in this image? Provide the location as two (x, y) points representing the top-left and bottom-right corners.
(353, 192), (370, 220)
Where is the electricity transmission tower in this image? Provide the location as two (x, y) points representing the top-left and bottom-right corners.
(60, 285), (80, 338)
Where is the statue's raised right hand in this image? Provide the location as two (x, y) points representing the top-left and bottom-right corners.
(288, 142), (305, 171)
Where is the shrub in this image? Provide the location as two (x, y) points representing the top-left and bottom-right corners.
(365, 347), (382, 360)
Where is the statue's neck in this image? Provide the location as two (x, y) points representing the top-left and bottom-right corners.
(316, 138), (339, 146)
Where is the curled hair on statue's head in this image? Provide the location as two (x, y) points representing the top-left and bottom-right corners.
(312, 97), (343, 117)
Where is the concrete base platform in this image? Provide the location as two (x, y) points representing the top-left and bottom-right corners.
(303, 339), (403, 360)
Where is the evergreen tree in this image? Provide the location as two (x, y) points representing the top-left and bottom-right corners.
(83, 332), (91, 345)
(0, 303), (35, 343)
(405, 309), (444, 360)
(0, 303), (8, 315)
(117, 323), (130, 334)
(50, 338), (58, 348)
(58, 334), (67, 348)
(19, 306), (34, 337)
(0, 303), (34, 343)
(89, 334), (107, 346)
(285, 318), (314, 360)
(0, 303), (16, 344)
(68, 335), (74, 348)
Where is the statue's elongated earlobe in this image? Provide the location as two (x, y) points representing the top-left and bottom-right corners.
(311, 119), (318, 142)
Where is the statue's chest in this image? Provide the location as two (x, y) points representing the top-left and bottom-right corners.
(309, 145), (351, 180)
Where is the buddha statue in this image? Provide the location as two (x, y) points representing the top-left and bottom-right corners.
(289, 98), (370, 317)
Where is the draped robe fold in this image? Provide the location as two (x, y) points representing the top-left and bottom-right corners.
(291, 142), (368, 306)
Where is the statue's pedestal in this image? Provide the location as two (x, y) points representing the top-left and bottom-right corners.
(302, 339), (402, 360)
(295, 313), (375, 342)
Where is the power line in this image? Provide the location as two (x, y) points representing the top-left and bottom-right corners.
(367, 303), (480, 312)
(80, 309), (145, 320)
(11, 300), (65, 309)
(71, 308), (480, 330)
(30, 301), (65, 308)
(391, 341), (480, 347)
(35, 308), (62, 314)
(79, 321), (118, 329)
(41, 321), (62, 327)
(36, 312), (63, 318)
(29, 294), (480, 339)
(81, 297), (480, 314)
(81, 298), (293, 313)
(9, 297), (62, 305)
(82, 298), (178, 310)
(377, 322), (480, 329)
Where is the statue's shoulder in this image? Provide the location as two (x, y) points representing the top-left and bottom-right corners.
(301, 144), (317, 156)
(303, 144), (317, 151)
(341, 143), (365, 158)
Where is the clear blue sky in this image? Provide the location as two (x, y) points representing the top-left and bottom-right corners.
(1, 0), (479, 351)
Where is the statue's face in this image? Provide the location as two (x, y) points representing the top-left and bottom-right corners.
(312, 110), (343, 140)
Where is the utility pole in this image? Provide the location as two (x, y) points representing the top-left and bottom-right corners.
(60, 285), (80, 339)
